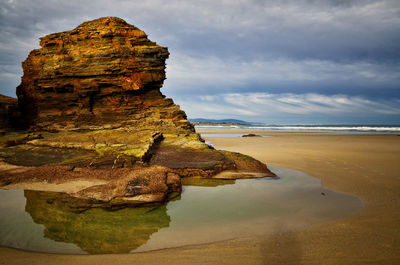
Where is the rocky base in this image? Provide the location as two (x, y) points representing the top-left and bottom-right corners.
(0, 129), (275, 208)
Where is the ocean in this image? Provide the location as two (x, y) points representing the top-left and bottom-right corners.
(194, 124), (400, 134)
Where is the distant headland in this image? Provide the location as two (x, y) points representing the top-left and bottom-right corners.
(190, 118), (250, 125)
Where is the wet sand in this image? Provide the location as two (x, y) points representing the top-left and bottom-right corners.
(1, 131), (399, 264)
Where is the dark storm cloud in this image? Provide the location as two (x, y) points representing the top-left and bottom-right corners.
(2, 0), (399, 61)
(158, 0), (400, 63)
(0, 0), (399, 122)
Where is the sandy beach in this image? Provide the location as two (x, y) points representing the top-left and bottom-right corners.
(1, 130), (399, 264)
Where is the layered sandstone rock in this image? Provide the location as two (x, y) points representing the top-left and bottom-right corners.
(0, 17), (275, 207)
(17, 16), (191, 133)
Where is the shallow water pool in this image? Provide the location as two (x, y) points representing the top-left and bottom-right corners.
(0, 166), (362, 254)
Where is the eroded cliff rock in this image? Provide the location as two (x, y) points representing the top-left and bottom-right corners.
(17, 17), (191, 133)
(0, 17), (275, 207)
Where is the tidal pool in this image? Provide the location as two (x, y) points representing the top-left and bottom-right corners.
(0, 166), (362, 254)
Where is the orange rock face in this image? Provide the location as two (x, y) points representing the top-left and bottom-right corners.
(17, 17), (192, 133)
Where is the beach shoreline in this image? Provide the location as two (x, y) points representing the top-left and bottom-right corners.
(1, 130), (399, 264)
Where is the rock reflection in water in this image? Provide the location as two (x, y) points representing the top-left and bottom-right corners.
(24, 190), (170, 254)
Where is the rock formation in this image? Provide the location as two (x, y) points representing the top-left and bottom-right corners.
(16, 17), (191, 133)
(0, 17), (275, 207)
(242, 133), (262, 137)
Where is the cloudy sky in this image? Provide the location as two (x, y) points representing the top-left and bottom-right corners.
(1, 0), (400, 124)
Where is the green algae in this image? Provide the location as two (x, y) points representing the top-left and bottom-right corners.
(181, 177), (235, 187)
(0, 144), (98, 167)
(0, 132), (42, 149)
